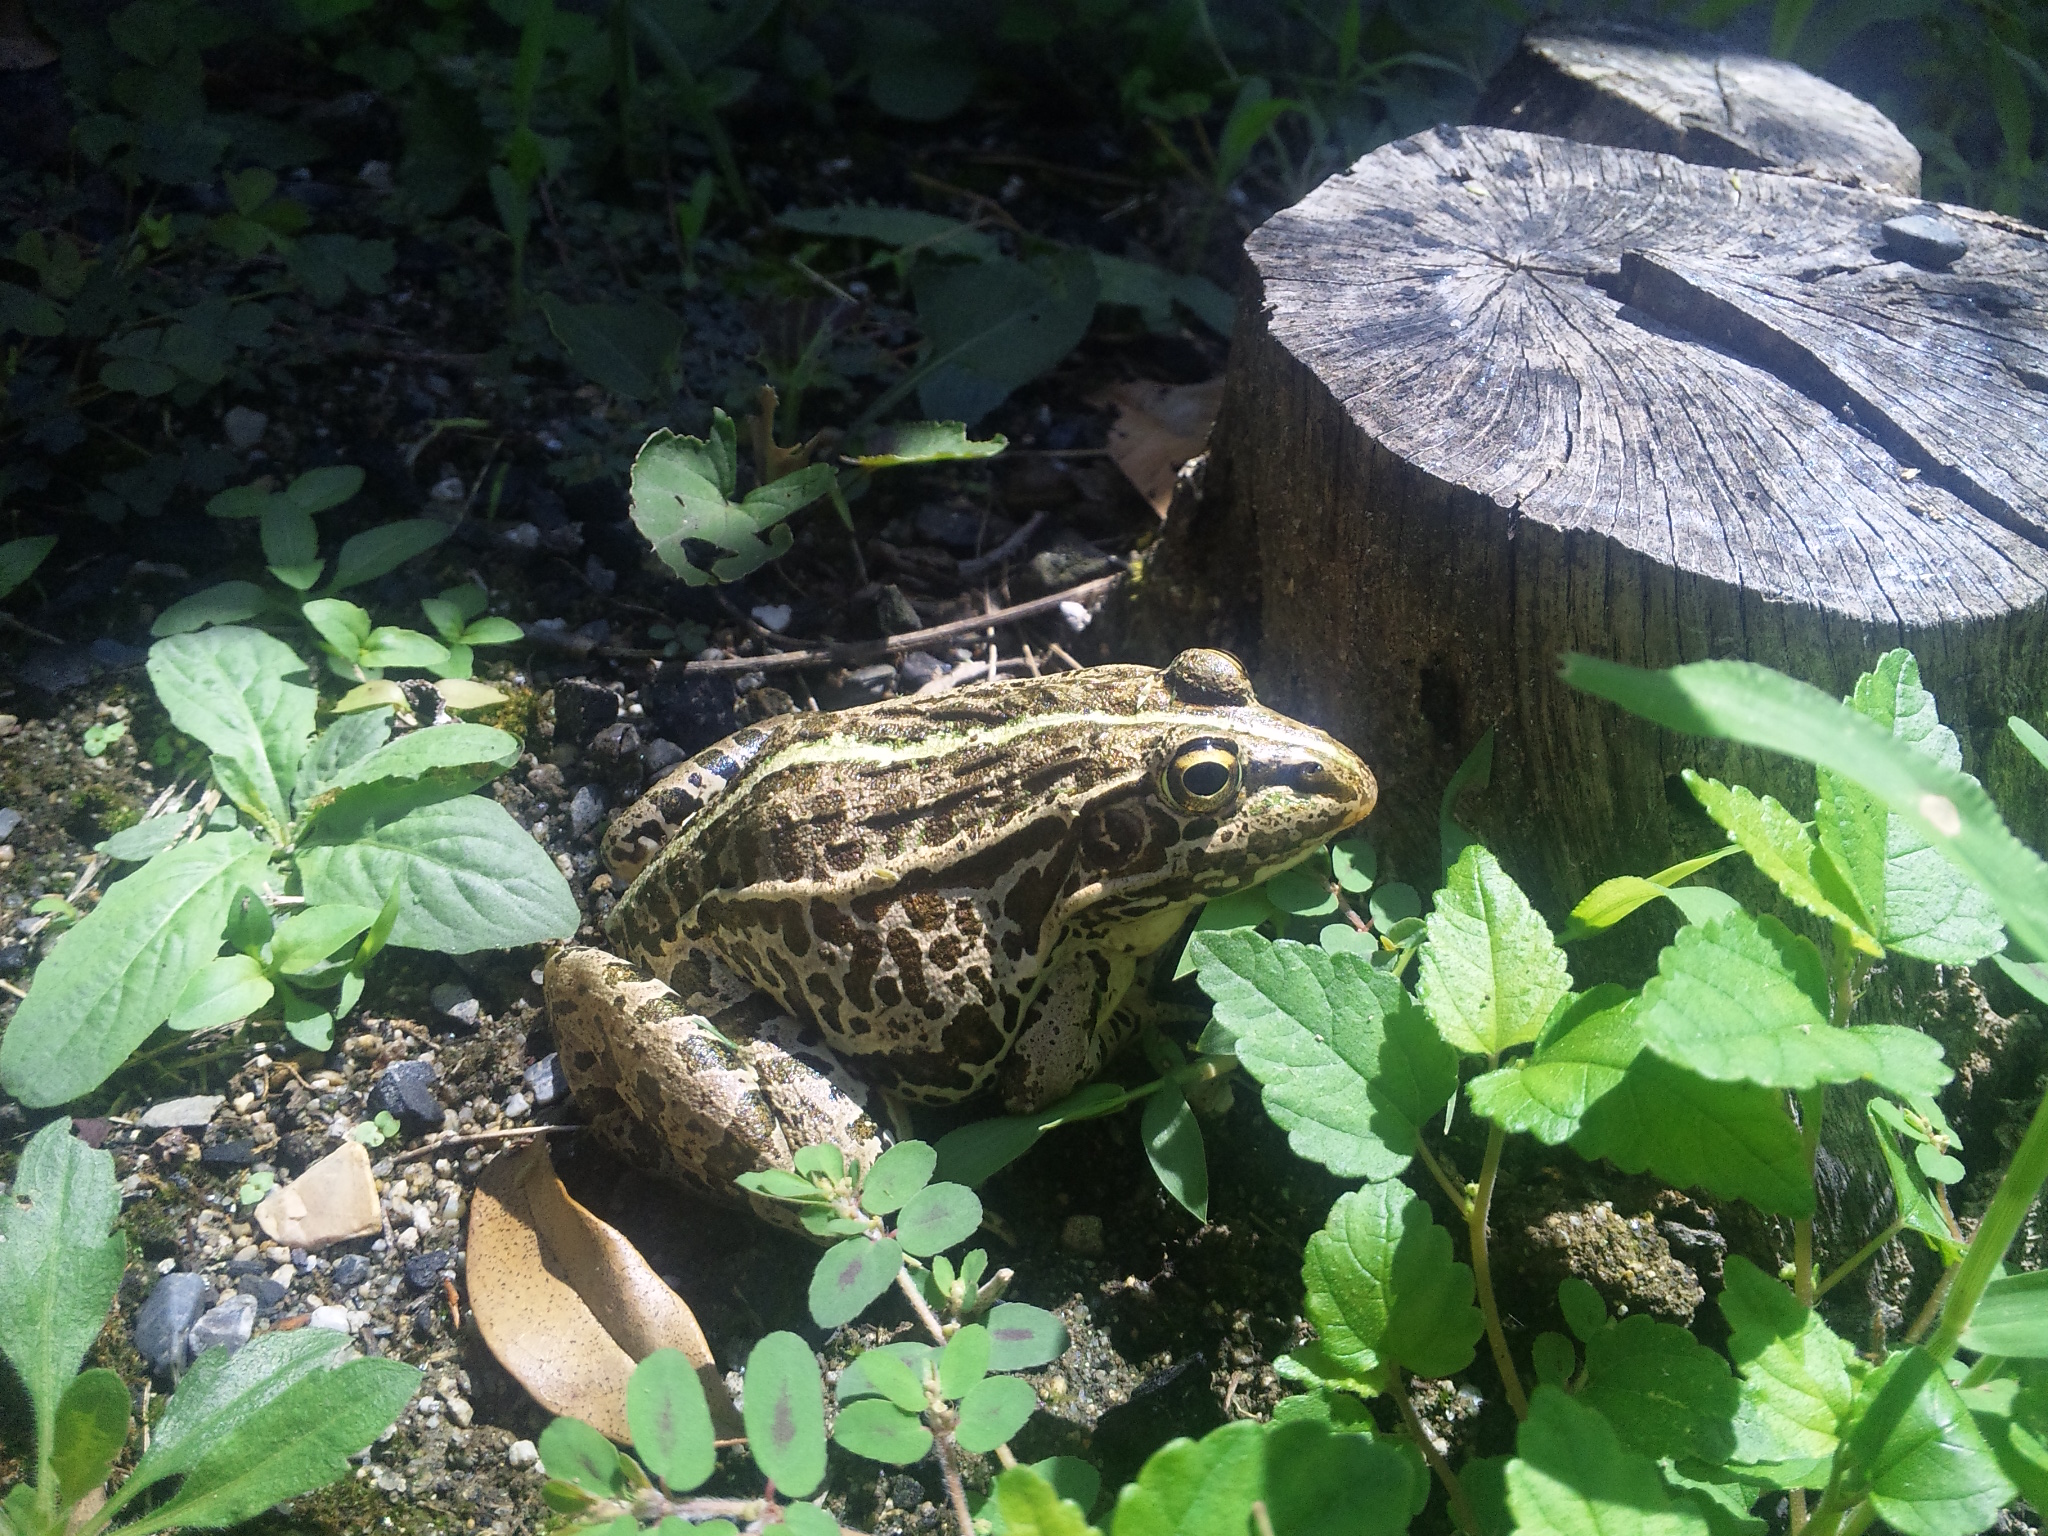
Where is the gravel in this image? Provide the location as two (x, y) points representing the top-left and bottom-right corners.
(187, 1293), (258, 1359)
(368, 1060), (445, 1134)
(133, 1271), (213, 1375)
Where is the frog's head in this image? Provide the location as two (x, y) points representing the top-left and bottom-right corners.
(1060, 649), (1374, 937)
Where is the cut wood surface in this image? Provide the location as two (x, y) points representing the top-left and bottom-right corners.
(1472, 21), (1920, 194)
(1208, 123), (2048, 918)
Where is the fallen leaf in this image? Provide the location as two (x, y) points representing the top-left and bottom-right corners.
(253, 1141), (381, 1250)
(1090, 378), (1223, 515)
(468, 1141), (738, 1443)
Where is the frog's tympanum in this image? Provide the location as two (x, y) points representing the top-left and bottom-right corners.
(544, 648), (1374, 1201)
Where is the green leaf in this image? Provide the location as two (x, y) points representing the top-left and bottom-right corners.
(284, 466), (365, 515)
(909, 250), (1100, 424)
(537, 1417), (624, 1498)
(309, 723), (519, 810)
(1959, 1271), (2048, 1358)
(358, 626), (451, 671)
(1818, 651), (2005, 965)
(0, 832), (273, 1106)
(1560, 653), (2048, 959)
(1331, 837), (1377, 892)
(301, 598), (372, 660)
(742, 1332), (826, 1497)
(1572, 1051), (1814, 1217)
(1263, 1418), (1420, 1536)
(327, 520), (451, 593)
(843, 1347), (929, 1414)
(955, 1374), (1037, 1453)
(2013, 715), (2048, 774)
(833, 1397), (933, 1463)
(294, 709), (392, 808)
(987, 1304), (1069, 1372)
(1577, 1313), (1739, 1463)
(774, 1505), (837, 1536)
(1267, 860), (1337, 916)
(630, 412), (827, 585)
(1719, 1257), (1857, 1477)
(809, 1236), (904, 1328)
(1188, 931), (1457, 1181)
(0, 535), (57, 601)
(296, 793), (579, 953)
(626, 1349), (716, 1493)
(150, 580), (274, 637)
(147, 627), (316, 835)
(775, 204), (1000, 260)
(849, 420), (1008, 467)
(261, 500), (321, 590)
(461, 616), (523, 646)
(1302, 1178), (1482, 1384)
(895, 1182), (981, 1255)
(940, 1324), (992, 1400)
(1839, 1347), (2014, 1536)
(538, 293), (685, 401)
(167, 952), (275, 1032)
(1108, 1420), (1267, 1536)
(51, 1368), (130, 1505)
(97, 811), (192, 863)
(1504, 1386), (1711, 1536)
(989, 1464), (1101, 1536)
(1867, 1099), (1962, 1259)
(269, 904), (379, 975)
(1173, 884), (1279, 978)
(1466, 985), (1639, 1144)
(1559, 849), (1743, 942)
(0, 1122), (126, 1489)
(860, 1140), (937, 1215)
(1636, 911), (1948, 1095)
(1140, 1082), (1208, 1222)
(1685, 773), (1879, 953)
(1418, 843), (1571, 1059)
(933, 1115), (1045, 1188)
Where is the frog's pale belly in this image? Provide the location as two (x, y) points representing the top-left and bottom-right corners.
(544, 649), (1373, 1204)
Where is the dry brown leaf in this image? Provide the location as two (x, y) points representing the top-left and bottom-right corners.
(1091, 378), (1224, 515)
(468, 1141), (740, 1443)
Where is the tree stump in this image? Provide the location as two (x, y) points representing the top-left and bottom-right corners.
(1471, 21), (1921, 196)
(1207, 123), (2048, 919)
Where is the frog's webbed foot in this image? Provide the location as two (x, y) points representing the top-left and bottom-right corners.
(544, 945), (886, 1221)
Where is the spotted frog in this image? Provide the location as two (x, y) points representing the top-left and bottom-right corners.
(544, 649), (1374, 1199)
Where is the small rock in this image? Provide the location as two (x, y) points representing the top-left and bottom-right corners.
(507, 1440), (539, 1469)
(897, 651), (945, 687)
(429, 982), (481, 1028)
(445, 1393), (474, 1428)
(140, 1095), (225, 1130)
(584, 722), (645, 798)
(876, 585), (923, 636)
(842, 664), (896, 701)
(404, 1248), (454, 1293)
(253, 1141), (383, 1250)
(187, 1294), (258, 1360)
(430, 475), (466, 502)
(570, 783), (605, 838)
(0, 942), (27, 975)
(503, 1091), (530, 1120)
(133, 1272), (212, 1374)
(222, 406), (269, 450)
(523, 1053), (569, 1107)
(274, 1130), (325, 1174)
(552, 678), (619, 746)
(584, 554), (616, 593)
(199, 1139), (256, 1168)
(642, 737), (686, 775)
(330, 1253), (373, 1291)
(0, 809), (19, 840)
(1060, 1214), (1105, 1256)
(367, 1059), (443, 1134)
(750, 603), (792, 633)
(307, 1304), (352, 1333)
(643, 666), (737, 755)
(1059, 600), (1092, 632)
(1882, 213), (1968, 269)
(917, 503), (1013, 552)
(236, 1274), (289, 1308)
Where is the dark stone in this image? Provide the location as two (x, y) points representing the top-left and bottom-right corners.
(876, 584), (923, 636)
(133, 1272), (212, 1375)
(916, 503), (1015, 552)
(226, 1256), (273, 1277)
(404, 1248), (456, 1293)
(523, 1053), (570, 1107)
(552, 678), (619, 746)
(367, 1059), (443, 1135)
(199, 1140), (256, 1168)
(275, 1131), (325, 1173)
(584, 721), (644, 798)
(642, 737), (687, 776)
(187, 1295), (257, 1358)
(644, 666), (736, 755)
(71, 1118), (111, 1148)
(0, 942), (28, 976)
(236, 1273), (288, 1308)
(1881, 213), (1967, 269)
(330, 1253), (373, 1291)
(1091, 1354), (1224, 1491)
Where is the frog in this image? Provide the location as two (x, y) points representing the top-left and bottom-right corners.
(542, 648), (1375, 1203)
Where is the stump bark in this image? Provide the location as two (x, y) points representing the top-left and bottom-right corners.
(1206, 123), (2048, 918)
(1471, 21), (1921, 195)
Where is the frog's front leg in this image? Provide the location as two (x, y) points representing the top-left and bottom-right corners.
(544, 945), (886, 1217)
(994, 948), (1139, 1112)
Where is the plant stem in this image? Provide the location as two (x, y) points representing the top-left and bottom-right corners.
(1251, 1502), (1277, 1536)
(1813, 1220), (1903, 1299)
(1905, 1263), (1957, 1345)
(934, 1432), (977, 1536)
(1388, 1372), (1478, 1536)
(898, 1267), (952, 1346)
(1413, 1138), (1470, 1217)
(1927, 1077), (2048, 1361)
(1794, 1086), (1825, 1305)
(1468, 1121), (1528, 1419)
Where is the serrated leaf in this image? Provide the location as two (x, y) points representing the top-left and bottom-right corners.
(860, 1140), (936, 1215)
(1505, 1386), (1712, 1536)
(627, 1349), (717, 1492)
(833, 1397), (933, 1463)
(1840, 1347), (2014, 1536)
(147, 626), (316, 835)
(1686, 772), (1879, 952)
(1467, 985), (1640, 1143)
(956, 1374), (1038, 1453)
(1302, 1177), (1482, 1383)
(297, 793), (578, 953)
(990, 1463), (1102, 1536)
(849, 420), (1008, 467)
(1418, 843), (1571, 1059)
(809, 1236), (903, 1328)
(742, 1332), (826, 1497)
(1261, 1418), (1419, 1536)
(1189, 931), (1456, 1181)
(1577, 1313), (1739, 1464)
(1720, 1257), (1857, 1476)
(1108, 1420), (1267, 1536)
(1636, 911), (1949, 1095)
(0, 833), (273, 1106)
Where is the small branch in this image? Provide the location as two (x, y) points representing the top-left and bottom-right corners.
(1794, 1087), (1825, 1305)
(0, 609), (65, 646)
(1812, 1220), (1904, 1299)
(1468, 1122), (1528, 1419)
(897, 1266), (952, 1346)
(392, 1121), (580, 1164)
(1412, 1139), (1470, 1218)
(956, 510), (1048, 580)
(1387, 1372), (1478, 1536)
(1904, 1263), (1957, 1345)
(933, 1433), (977, 1536)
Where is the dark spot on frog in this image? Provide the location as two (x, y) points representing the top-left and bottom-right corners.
(1182, 816), (1218, 842)
(875, 975), (902, 1007)
(903, 890), (949, 931)
(845, 930), (885, 1011)
(811, 898), (857, 947)
(803, 973), (844, 1033)
(927, 932), (963, 970)
(1080, 803), (1149, 868)
(886, 928), (932, 1006)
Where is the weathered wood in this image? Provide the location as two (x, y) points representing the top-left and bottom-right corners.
(1207, 124), (2048, 918)
(1472, 21), (1920, 195)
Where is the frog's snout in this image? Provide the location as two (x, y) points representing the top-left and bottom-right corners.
(1272, 737), (1377, 836)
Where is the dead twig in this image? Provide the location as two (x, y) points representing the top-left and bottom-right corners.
(956, 510), (1048, 580)
(392, 1121), (581, 1164)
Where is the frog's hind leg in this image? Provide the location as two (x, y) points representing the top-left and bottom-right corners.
(544, 945), (886, 1214)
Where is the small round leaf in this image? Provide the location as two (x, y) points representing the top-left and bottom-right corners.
(838, 1342), (936, 1405)
(809, 1235), (904, 1328)
(538, 1416), (624, 1497)
(832, 1398), (934, 1464)
(987, 1303), (1069, 1372)
(844, 1347), (928, 1414)
(743, 1332), (826, 1497)
(626, 1349), (716, 1493)
(1532, 1331), (1576, 1388)
(939, 1324), (992, 1400)
(1267, 863), (1338, 916)
(894, 1182), (981, 1256)
(954, 1374), (1037, 1454)
(776, 1504), (840, 1536)
(1369, 882), (1422, 928)
(860, 1140), (937, 1215)
(1332, 838), (1378, 892)
(793, 1143), (845, 1181)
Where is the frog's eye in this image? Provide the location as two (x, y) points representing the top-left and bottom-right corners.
(1163, 739), (1240, 812)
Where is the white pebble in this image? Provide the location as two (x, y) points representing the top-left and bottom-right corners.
(507, 1440), (539, 1469)
(308, 1305), (352, 1333)
(503, 1092), (530, 1120)
(445, 1394), (474, 1428)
